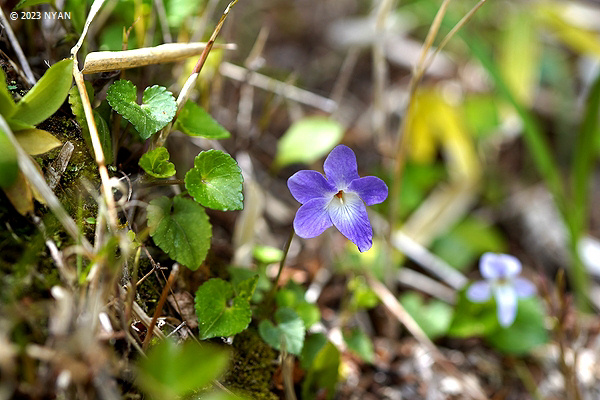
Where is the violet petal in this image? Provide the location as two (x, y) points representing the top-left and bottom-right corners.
(323, 145), (360, 189)
(480, 252), (522, 280)
(327, 191), (373, 252)
(494, 284), (518, 327)
(293, 197), (333, 238)
(466, 281), (491, 303)
(288, 170), (336, 204)
(347, 176), (388, 206)
(514, 277), (536, 298)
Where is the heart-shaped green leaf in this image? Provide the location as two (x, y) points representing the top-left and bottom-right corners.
(11, 58), (73, 126)
(139, 147), (176, 178)
(175, 100), (231, 139)
(195, 278), (252, 340)
(0, 127), (18, 189)
(136, 339), (229, 399)
(258, 307), (305, 355)
(185, 149), (244, 211)
(147, 195), (212, 270)
(106, 80), (176, 140)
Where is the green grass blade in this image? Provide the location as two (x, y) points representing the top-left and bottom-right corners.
(461, 31), (565, 212)
(572, 71), (600, 234)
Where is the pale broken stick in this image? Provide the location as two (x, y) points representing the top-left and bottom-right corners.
(220, 61), (337, 113)
(81, 42), (237, 74)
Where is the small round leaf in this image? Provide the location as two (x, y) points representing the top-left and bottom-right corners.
(195, 278), (252, 340)
(185, 149), (244, 211)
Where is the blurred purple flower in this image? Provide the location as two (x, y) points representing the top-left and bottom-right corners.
(287, 145), (388, 252)
(467, 252), (536, 327)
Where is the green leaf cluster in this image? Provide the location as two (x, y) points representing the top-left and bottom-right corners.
(144, 148), (243, 271)
(347, 276), (379, 311)
(229, 266), (272, 303)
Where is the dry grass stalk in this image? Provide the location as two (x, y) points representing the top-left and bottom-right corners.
(220, 62), (337, 112)
(71, 0), (119, 232)
(388, 0), (452, 229)
(81, 42), (237, 74)
(153, 0), (240, 148)
(388, 0), (486, 233)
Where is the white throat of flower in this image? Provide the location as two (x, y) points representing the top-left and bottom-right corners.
(327, 190), (362, 215)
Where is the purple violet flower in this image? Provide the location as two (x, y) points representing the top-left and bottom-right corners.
(467, 252), (536, 327)
(287, 145), (388, 252)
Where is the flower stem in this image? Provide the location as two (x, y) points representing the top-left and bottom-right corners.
(266, 229), (295, 304)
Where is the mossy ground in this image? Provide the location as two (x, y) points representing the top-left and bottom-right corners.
(223, 329), (279, 400)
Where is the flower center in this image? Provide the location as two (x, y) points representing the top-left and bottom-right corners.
(335, 190), (344, 203)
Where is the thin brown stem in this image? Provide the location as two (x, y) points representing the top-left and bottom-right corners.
(142, 264), (179, 350)
(266, 230), (295, 306)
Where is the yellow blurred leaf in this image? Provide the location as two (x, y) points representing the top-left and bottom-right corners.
(3, 170), (34, 216)
(15, 129), (62, 155)
(406, 94), (436, 164)
(431, 100), (480, 182)
(499, 10), (539, 105)
(538, 5), (600, 57)
(406, 89), (480, 182)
